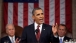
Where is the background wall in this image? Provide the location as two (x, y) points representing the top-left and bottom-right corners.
(0, 0), (2, 38)
(0, 0), (76, 38)
(72, 0), (76, 39)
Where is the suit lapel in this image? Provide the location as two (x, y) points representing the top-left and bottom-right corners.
(58, 36), (66, 42)
(15, 36), (17, 40)
(7, 36), (12, 43)
(63, 36), (66, 41)
(31, 23), (46, 41)
(30, 24), (37, 41)
(15, 36), (19, 40)
(39, 24), (46, 41)
(63, 36), (68, 41)
(31, 23), (47, 41)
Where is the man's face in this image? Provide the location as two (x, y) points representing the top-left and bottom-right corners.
(32, 9), (44, 24)
(6, 25), (15, 37)
(58, 25), (66, 37)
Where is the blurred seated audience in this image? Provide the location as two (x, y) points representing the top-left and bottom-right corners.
(0, 24), (20, 43)
(55, 24), (72, 43)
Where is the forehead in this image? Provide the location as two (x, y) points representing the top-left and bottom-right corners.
(34, 9), (43, 13)
(59, 25), (66, 29)
(6, 24), (14, 29)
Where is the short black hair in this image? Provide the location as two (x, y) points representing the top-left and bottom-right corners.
(32, 7), (42, 15)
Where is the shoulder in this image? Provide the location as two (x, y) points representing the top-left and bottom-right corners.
(24, 24), (33, 28)
(1, 36), (8, 39)
(15, 36), (20, 38)
(1, 36), (8, 41)
(43, 23), (52, 27)
(15, 36), (21, 40)
(64, 36), (72, 41)
(23, 24), (34, 31)
(65, 36), (71, 39)
(43, 23), (52, 28)
(43, 23), (52, 32)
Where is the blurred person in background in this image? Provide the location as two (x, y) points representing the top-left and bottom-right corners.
(55, 24), (72, 43)
(0, 24), (20, 43)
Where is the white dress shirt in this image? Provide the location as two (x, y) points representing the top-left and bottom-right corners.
(59, 36), (64, 42)
(9, 36), (15, 43)
(34, 22), (43, 34)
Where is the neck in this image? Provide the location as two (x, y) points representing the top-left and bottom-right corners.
(9, 35), (14, 37)
(35, 22), (42, 25)
(59, 36), (64, 37)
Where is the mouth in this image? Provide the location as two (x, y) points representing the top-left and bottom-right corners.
(39, 19), (44, 22)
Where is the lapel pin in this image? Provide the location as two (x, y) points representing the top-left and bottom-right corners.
(43, 29), (45, 30)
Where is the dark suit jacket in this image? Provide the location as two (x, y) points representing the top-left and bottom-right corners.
(1, 36), (19, 43)
(20, 23), (57, 43)
(54, 36), (72, 43)
(63, 36), (71, 41)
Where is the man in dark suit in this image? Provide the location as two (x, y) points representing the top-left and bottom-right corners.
(20, 7), (58, 43)
(1, 24), (20, 43)
(56, 24), (72, 43)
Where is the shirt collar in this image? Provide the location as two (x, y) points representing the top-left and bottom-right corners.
(59, 36), (64, 41)
(59, 36), (64, 39)
(34, 22), (43, 30)
(9, 35), (15, 39)
(34, 22), (43, 27)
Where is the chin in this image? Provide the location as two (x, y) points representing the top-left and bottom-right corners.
(10, 34), (14, 36)
(60, 36), (63, 37)
(40, 21), (44, 23)
(39, 22), (43, 24)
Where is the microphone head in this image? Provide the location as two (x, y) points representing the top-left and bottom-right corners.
(35, 29), (39, 33)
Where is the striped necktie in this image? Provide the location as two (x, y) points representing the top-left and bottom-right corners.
(36, 25), (40, 41)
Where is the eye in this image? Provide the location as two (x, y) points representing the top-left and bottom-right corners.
(41, 13), (43, 15)
(36, 14), (40, 16)
(59, 29), (61, 30)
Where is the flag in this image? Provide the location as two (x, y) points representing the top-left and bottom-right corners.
(3, 0), (72, 33)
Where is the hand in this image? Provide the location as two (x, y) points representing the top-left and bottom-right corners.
(15, 38), (21, 43)
(52, 23), (58, 36)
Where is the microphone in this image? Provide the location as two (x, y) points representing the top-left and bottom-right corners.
(35, 29), (39, 34)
